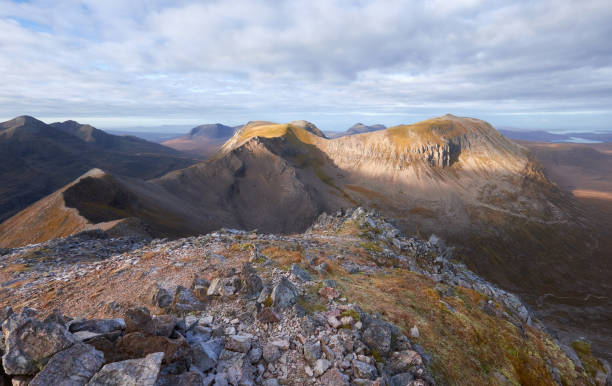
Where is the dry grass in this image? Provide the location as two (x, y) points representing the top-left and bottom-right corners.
(261, 246), (303, 268)
(331, 269), (589, 385)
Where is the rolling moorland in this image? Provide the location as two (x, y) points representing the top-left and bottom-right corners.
(0, 114), (610, 385)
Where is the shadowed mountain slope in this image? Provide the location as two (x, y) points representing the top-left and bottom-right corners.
(0, 116), (197, 222)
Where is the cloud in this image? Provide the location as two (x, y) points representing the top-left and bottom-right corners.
(0, 0), (611, 130)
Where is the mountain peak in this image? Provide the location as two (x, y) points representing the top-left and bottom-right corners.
(0, 115), (47, 131)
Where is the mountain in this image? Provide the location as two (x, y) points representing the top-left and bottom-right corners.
(0, 115), (197, 222)
(330, 122), (386, 138)
(3, 115), (612, 363)
(162, 123), (238, 157)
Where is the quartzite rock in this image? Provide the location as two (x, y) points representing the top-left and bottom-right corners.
(86, 352), (164, 386)
(29, 343), (105, 386)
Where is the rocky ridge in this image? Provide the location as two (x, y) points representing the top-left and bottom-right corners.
(0, 208), (608, 385)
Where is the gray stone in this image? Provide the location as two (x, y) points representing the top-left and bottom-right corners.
(290, 264), (312, 281)
(271, 278), (297, 310)
(263, 343), (281, 363)
(86, 352), (164, 386)
(0, 306), (14, 325)
(69, 318), (125, 334)
(172, 286), (206, 313)
(387, 350), (422, 375)
(207, 276), (241, 296)
(216, 349), (256, 386)
(352, 359), (378, 380)
(303, 341), (321, 365)
(30, 343), (105, 386)
(313, 359), (331, 377)
(2, 314), (76, 375)
(241, 262), (263, 298)
(150, 285), (172, 309)
(124, 307), (155, 335)
(262, 379), (280, 386)
(258, 307), (280, 323)
(226, 335), (252, 353)
(192, 337), (224, 372)
(390, 372), (414, 386)
(248, 346), (263, 364)
(362, 320), (393, 357)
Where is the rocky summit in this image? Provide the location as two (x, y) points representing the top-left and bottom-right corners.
(0, 208), (607, 385)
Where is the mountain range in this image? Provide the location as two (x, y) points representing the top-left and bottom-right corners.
(0, 116), (198, 223)
(0, 114), (611, 370)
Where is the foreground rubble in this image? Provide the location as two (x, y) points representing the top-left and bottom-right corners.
(0, 208), (608, 385)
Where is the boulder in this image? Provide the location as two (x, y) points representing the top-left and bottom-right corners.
(303, 341), (321, 365)
(2, 314), (76, 375)
(0, 306), (14, 325)
(155, 370), (205, 386)
(124, 307), (155, 335)
(207, 277), (241, 297)
(241, 263), (263, 298)
(225, 335), (252, 353)
(216, 349), (256, 386)
(386, 350), (422, 375)
(43, 309), (67, 328)
(270, 278), (297, 310)
(172, 286), (206, 313)
(390, 372), (415, 386)
(191, 278), (210, 302)
(149, 285), (172, 309)
(191, 337), (224, 372)
(362, 320), (393, 357)
(313, 359), (331, 377)
(116, 332), (191, 365)
(30, 343), (105, 386)
(290, 264), (312, 282)
(262, 343), (281, 363)
(352, 359), (378, 380)
(319, 287), (340, 300)
(151, 315), (177, 337)
(86, 351), (164, 386)
(69, 319), (125, 334)
(320, 368), (349, 386)
(257, 307), (280, 323)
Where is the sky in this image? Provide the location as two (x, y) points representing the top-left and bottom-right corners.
(1, 0), (611, 132)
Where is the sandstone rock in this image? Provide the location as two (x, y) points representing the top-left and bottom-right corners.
(226, 335), (253, 353)
(2, 314), (76, 375)
(149, 285), (172, 309)
(172, 286), (206, 313)
(305, 365), (314, 377)
(362, 320), (393, 357)
(263, 344), (281, 363)
(410, 325), (419, 338)
(258, 307), (280, 323)
(290, 264), (312, 281)
(116, 332), (191, 365)
(86, 351), (164, 386)
(270, 339), (290, 351)
(319, 286), (340, 300)
(313, 358), (331, 377)
(124, 307), (155, 335)
(303, 341), (321, 365)
(270, 278), (297, 310)
(353, 359), (378, 380)
(191, 278), (210, 302)
(387, 350), (422, 375)
(340, 316), (354, 327)
(29, 343), (104, 386)
(191, 338), (224, 372)
(69, 318), (125, 334)
(328, 315), (341, 329)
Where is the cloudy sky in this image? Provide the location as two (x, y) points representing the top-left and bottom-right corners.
(1, 0), (611, 132)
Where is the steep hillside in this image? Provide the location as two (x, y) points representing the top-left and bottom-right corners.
(162, 123), (237, 157)
(0, 209), (606, 385)
(0, 116), (197, 222)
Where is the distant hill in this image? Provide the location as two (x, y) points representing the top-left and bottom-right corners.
(162, 123), (239, 157)
(329, 122), (386, 138)
(0, 115), (197, 222)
